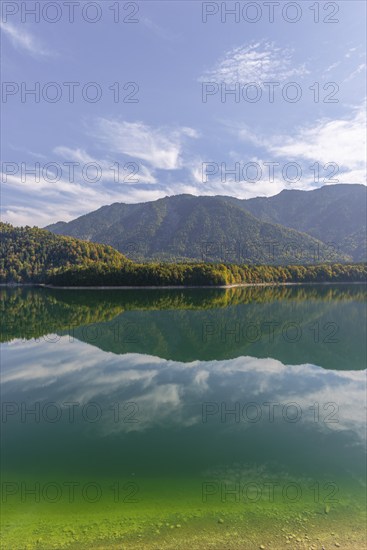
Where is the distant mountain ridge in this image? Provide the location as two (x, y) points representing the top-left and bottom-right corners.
(239, 184), (366, 261)
(46, 184), (366, 264)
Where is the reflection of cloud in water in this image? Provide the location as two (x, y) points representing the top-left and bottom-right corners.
(2, 337), (366, 441)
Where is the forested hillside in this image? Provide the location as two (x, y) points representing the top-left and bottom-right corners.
(1, 223), (365, 286)
(241, 184), (366, 261)
(0, 222), (129, 283)
(46, 185), (366, 263)
(48, 262), (366, 287)
(46, 193), (350, 264)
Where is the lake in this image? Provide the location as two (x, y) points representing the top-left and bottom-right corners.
(1, 285), (366, 549)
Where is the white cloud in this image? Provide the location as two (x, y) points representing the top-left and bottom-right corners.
(94, 119), (198, 170)
(53, 147), (97, 165)
(325, 61), (340, 73)
(238, 104), (367, 185)
(1, 119), (201, 226)
(0, 21), (53, 57)
(200, 41), (309, 83)
(343, 63), (366, 83)
(345, 47), (358, 59)
(53, 145), (157, 185)
(1, 166), (163, 226)
(1, 172), (113, 226)
(190, 151), (318, 199)
(140, 17), (178, 41)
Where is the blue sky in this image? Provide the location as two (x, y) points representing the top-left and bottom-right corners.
(1, 0), (366, 226)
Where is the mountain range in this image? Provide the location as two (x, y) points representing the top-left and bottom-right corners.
(46, 184), (366, 264)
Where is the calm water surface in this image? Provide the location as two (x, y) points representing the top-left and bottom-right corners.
(1, 286), (366, 549)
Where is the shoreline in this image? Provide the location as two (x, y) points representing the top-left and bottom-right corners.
(1, 281), (365, 290)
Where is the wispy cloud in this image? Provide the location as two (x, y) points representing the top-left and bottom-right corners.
(325, 61), (340, 73)
(140, 17), (178, 41)
(200, 41), (309, 83)
(0, 21), (53, 57)
(1, 141), (163, 226)
(53, 145), (158, 184)
(53, 147), (97, 165)
(94, 119), (199, 170)
(345, 46), (358, 59)
(238, 104), (366, 184)
(1, 171), (165, 227)
(190, 153), (315, 199)
(1, 119), (202, 226)
(343, 63), (366, 83)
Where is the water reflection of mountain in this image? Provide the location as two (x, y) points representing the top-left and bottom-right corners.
(1, 285), (366, 370)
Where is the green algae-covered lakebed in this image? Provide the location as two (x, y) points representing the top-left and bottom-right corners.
(1, 285), (366, 549)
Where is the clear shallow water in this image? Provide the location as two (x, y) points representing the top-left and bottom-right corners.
(1, 286), (366, 549)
